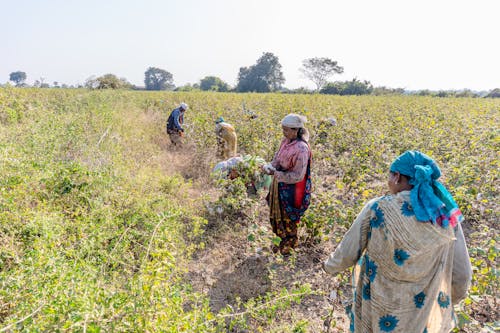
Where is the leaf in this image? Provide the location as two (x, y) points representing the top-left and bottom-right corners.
(456, 311), (471, 328)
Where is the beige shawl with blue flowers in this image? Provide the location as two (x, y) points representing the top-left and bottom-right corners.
(324, 191), (472, 333)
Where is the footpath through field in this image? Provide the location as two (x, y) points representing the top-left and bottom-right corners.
(160, 139), (350, 332)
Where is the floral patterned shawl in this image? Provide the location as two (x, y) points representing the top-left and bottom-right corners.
(325, 191), (472, 333)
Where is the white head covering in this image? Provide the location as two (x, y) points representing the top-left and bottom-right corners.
(179, 102), (188, 110)
(281, 113), (307, 128)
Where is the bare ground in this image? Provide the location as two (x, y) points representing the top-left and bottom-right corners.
(157, 138), (351, 332)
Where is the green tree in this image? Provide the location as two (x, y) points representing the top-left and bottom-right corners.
(319, 82), (341, 95)
(454, 89), (478, 98)
(175, 83), (200, 92)
(236, 52), (285, 92)
(95, 74), (131, 89)
(84, 76), (99, 89)
(300, 57), (344, 91)
(416, 89), (432, 96)
(485, 88), (500, 98)
(320, 79), (373, 95)
(199, 76), (230, 92)
(144, 67), (174, 91)
(341, 79), (373, 95)
(84, 74), (130, 90)
(9, 71), (27, 86)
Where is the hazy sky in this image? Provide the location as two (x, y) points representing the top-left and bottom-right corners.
(2, 0), (499, 90)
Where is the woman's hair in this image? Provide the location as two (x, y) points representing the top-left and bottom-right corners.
(390, 171), (411, 182)
(296, 128), (310, 142)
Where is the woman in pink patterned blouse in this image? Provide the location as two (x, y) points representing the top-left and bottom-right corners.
(263, 114), (312, 255)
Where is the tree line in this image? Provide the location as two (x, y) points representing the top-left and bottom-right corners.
(5, 52), (500, 97)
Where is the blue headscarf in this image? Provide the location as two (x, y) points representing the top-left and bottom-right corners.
(390, 150), (463, 227)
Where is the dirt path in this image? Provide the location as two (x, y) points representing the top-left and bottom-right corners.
(155, 138), (351, 332)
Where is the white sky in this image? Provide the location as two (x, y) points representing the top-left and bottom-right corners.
(1, 0), (499, 90)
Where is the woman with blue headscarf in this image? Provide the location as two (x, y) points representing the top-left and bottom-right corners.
(324, 151), (472, 333)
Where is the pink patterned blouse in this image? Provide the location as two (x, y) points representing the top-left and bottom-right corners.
(271, 138), (310, 184)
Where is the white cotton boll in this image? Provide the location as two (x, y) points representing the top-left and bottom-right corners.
(263, 163), (276, 173)
(329, 290), (337, 300)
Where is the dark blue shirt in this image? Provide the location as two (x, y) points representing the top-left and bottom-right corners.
(167, 107), (184, 131)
